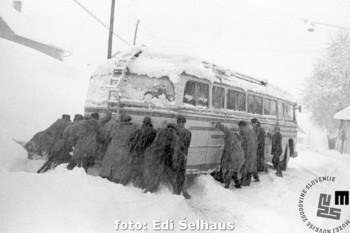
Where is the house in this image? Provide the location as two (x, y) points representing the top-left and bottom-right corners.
(333, 106), (350, 154)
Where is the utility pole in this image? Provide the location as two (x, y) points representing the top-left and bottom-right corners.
(107, 0), (116, 59)
(133, 19), (140, 46)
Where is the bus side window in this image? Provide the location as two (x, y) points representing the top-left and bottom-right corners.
(197, 82), (209, 107)
(270, 100), (276, 115)
(227, 90), (236, 110)
(227, 90), (246, 111)
(212, 86), (225, 109)
(248, 95), (255, 113)
(264, 99), (270, 115)
(184, 81), (196, 106)
(236, 92), (246, 111)
(183, 80), (209, 108)
(278, 102), (284, 118)
(248, 94), (263, 114)
(255, 96), (263, 114)
(285, 104), (293, 120)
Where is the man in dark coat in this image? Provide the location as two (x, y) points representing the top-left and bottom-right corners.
(251, 118), (266, 180)
(269, 126), (283, 177)
(35, 115), (72, 173)
(238, 120), (258, 186)
(25, 114), (71, 160)
(66, 113), (111, 172)
(73, 114), (84, 122)
(100, 114), (137, 184)
(173, 115), (192, 199)
(142, 123), (181, 193)
(128, 116), (157, 187)
(215, 122), (244, 189)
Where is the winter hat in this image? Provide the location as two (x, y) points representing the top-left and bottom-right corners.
(62, 114), (71, 121)
(167, 123), (177, 131)
(91, 113), (99, 120)
(238, 121), (247, 127)
(84, 114), (92, 120)
(120, 114), (132, 122)
(74, 114), (84, 122)
(251, 118), (258, 124)
(143, 116), (152, 125)
(177, 115), (187, 124)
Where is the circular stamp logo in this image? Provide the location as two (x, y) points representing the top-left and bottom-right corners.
(298, 176), (350, 233)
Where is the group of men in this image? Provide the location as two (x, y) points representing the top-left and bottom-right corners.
(213, 118), (284, 189)
(25, 112), (284, 197)
(25, 113), (192, 199)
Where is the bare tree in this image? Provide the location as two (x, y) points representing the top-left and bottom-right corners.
(303, 31), (350, 148)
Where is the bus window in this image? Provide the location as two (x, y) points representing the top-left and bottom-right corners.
(278, 102), (284, 118)
(227, 90), (235, 110)
(197, 82), (209, 107)
(227, 90), (246, 111)
(183, 80), (209, 108)
(264, 99), (277, 116)
(248, 94), (263, 114)
(236, 92), (246, 111)
(264, 99), (270, 115)
(183, 81), (196, 106)
(255, 96), (263, 114)
(285, 104), (293, 119)
(212, 86), (225, 109)
(270, 100), (276, 115)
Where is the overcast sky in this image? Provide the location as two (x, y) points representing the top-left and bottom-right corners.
(2, 0), (350, 100)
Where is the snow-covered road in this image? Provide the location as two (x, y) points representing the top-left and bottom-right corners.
(1, 136), (350, 233)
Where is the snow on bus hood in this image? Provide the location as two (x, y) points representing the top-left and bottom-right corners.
(91, 46), (295, 103)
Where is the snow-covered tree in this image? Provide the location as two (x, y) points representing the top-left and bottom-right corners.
(303, 31), (350, 140)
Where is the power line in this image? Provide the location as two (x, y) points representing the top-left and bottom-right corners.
(308, 20), (350, 30)
(242, 2), (350, 30)
(73, 0), (130, 46)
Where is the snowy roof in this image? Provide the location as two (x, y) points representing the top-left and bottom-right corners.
(92, 46), (296, 102)
(334, 106), (350, 120)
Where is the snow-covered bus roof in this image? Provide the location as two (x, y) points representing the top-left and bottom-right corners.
(92, 46), (296, 103)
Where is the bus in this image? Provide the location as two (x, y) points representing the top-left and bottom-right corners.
(84, 46), (298, 174)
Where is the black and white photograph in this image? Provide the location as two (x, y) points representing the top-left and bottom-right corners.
(1, 0), (350, 232)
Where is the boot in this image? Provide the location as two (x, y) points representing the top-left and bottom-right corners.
(224, 180), (231, 189)
(183, 191), (191, 199)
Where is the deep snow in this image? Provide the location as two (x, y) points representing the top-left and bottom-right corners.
(1, 39), (350, 233)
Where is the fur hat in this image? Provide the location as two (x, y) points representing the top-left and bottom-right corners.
(251, 118), (258, 124)
(238, 120), (247, 127)
(167, 123), (177, 131)
(62, 114), (71, 121)
(73, 114), (83, 122)
(120, 114), (132, 122)
(91, 113), (99, 120)
(143, 116), (152, 125)
(177, 115), (186, 124)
